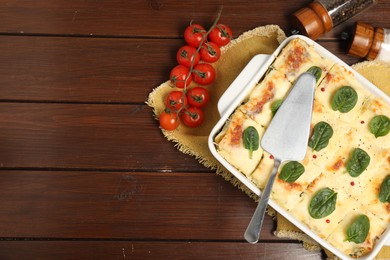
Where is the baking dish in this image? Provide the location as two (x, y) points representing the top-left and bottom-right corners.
(208, 35), (390, 260)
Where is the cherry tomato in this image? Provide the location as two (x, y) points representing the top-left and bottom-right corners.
(181, 106), (204, 128)
(187, 87), (210, 108)
(199, 42), (221, 63)
(208, 24), (233, 47)
(165, 90), (188, 111)
(184, 24), (207, 48)
(176, 45), (200, 68)
(170, 65), (192, 89)
(159, 110), (180, 131)
(192, 63), (216, 85)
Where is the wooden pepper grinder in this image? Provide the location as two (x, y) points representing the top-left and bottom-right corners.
(291, 0), (377, 40)
(346, 22), (390, 62)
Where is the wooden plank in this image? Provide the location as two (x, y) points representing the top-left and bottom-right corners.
(0, 36), (178, 103)
(0, 0), (325, 37)
(0, 0), (388, 39)
(0, 103), (207, 171)
(0, 241), (324, 259)
(0, 37), (363, 103)
(0, 170), (279, 240)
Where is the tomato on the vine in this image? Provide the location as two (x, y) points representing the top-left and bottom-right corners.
(159, 110), (180, 130)
(192, 63), (216, 85)
(176, 45), (200, 68)
(184, 24), (207, 48)
(208, 24), (233, 47)
(181, 106), (204, 128)
(200, 42), (221, 63)
(170, 65), (192, 89)
(165, 90), (188, 111)
(187, 87), (210, 108)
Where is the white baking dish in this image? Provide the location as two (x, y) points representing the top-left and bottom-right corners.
(208, 35), (390, 260)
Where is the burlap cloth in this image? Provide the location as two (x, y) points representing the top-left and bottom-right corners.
(147, 25), (390, 259)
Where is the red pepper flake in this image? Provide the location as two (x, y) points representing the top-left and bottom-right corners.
(350, 181), (355, 186)
(326, 219), (330, 223)
(360, 120), (365, 124)
(320, 87), (325, 92)
(269, 155), (274, 159)
(312, 154), (317, 159)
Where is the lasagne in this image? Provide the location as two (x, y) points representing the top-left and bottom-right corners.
(214, 38), (390, 258)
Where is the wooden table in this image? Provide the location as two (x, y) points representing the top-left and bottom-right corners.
(0, 1), (389, 259)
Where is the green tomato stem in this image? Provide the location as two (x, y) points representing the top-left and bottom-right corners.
(183, 7), (223, 90)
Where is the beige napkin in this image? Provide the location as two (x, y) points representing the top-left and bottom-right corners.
(147, 25), (390, 259)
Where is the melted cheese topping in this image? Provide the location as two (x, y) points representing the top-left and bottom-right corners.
(249, 151), (274, 190)
(240, 70), (291, 127)
(215, 38), (390, 257)
(289, 173), (357, 240)
(272, 38), (334, 84)
(315, 64), (374, 124)
(215, 110), (265, 177)
(327, 205), (388, 258)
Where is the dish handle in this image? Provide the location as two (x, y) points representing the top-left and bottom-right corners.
(217, 54), (271, 117)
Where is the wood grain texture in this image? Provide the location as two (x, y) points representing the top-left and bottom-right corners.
(0, 170), (277, 240)
(0, 103), (206, 171)
(0, 37), (362, 103)
(0, 103), (213, 172)
(0, 0), (325, 37)
(0, 241), (324, 259)
(0, 36), (177, 103)
(0, 0), (389, 40)
(1, 1), (389, 259)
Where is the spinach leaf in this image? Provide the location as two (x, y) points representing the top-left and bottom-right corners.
(271, 99), (283, 117)
(308, 121), (333, 151)
(369, 115), (390, 138)
(346, 148), (370, 177)
(379, 175), (390, 203)
(331, 86), (358, 113)
(306, 66), (322, 83)
(279, 161), (305, 183)
(345, 215), (370, 244)
(242, 126), (259, 159)
(309, 187), (337, 219)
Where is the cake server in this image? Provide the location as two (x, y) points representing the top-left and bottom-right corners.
(244, 72), (316, 243)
